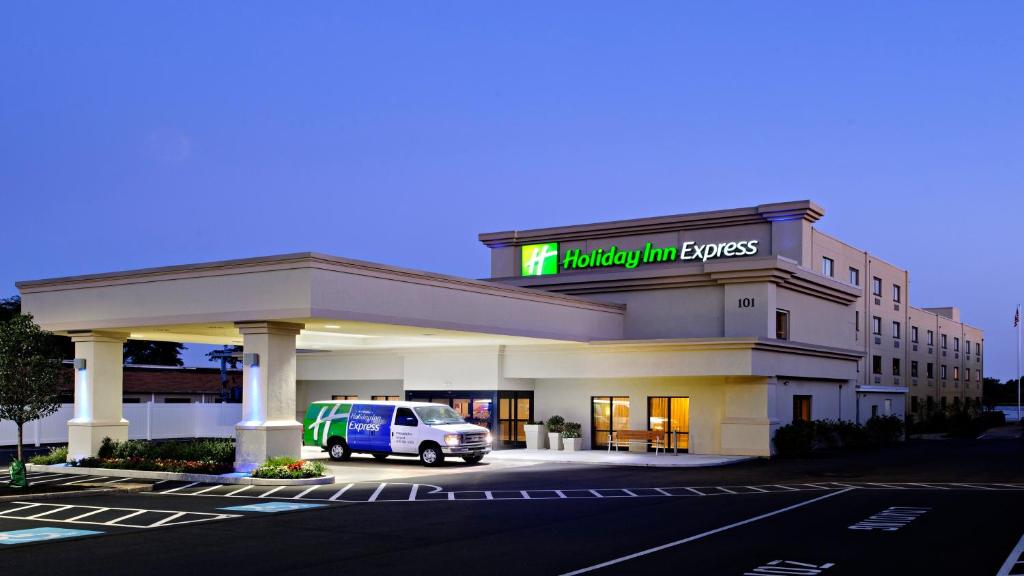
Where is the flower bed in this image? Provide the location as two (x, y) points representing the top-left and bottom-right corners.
(70, 437), (235, 475)
(251, 457), (326, 479)
(73, 456), (233, 475)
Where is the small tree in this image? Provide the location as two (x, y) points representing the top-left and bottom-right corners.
(0, 314), (64, 461)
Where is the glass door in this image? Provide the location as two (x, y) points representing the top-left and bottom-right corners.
(648, 396), (690, 452)
(498, 391), (532, 448)
(592, 396), (630, 450)
(406, 391), (498, 435)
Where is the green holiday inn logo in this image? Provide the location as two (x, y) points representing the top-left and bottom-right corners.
(521, 243), (559, 276)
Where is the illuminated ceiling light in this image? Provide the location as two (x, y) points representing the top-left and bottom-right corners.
(324, 325), (341, 329)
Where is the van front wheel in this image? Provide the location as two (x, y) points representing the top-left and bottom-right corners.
(327, 439), (351, 461)
(419, 444), (445, 467)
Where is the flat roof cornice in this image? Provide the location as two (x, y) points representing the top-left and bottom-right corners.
(479, 200), (824, 247)
(16, 252), (624, 315)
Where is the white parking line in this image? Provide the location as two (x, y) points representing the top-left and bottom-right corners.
(367, 483), (387, 502)
(997, 531), (1024, 576)
(191, 485), (223, 495)
(161, 482), (199, 494)
(65, 508), (110, 522)
(63, 476), (109, 485)
(328, 484), (354, 501)
(559, 488), (853, 576)
(589, 490), (604, 498)
(26, 505), (74, 519)
(259, 486), (285, 498)
(224, 485), (252, 497)
(292, 486), (319, 499)
(105, 510), (148, 525)
(149, 512), (187, 527)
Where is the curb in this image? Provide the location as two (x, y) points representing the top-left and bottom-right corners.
(26, 463), (335, 486)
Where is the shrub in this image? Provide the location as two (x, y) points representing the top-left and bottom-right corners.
(545, 415), (565, 434)
(562, 422), (582, 439)
(251, 457), (326, 479)
(80, 437), (236, 474)
(773, 420), (817, 457)
(864, 415), (904, 445)
(29, 445), (68, 465)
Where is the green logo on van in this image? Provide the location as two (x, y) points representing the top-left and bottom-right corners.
(521, 243), (559, 276)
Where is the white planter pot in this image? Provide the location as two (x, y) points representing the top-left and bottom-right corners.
(548, 432), (563, 450)
(562, 437), (582, 451)
(524, 424), (548, 450)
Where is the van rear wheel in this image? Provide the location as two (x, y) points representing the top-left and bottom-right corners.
(327, 439), (351, 461)
(419, 444), (445, 467)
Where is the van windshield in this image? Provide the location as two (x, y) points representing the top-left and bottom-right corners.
(414, 405), (466, 425)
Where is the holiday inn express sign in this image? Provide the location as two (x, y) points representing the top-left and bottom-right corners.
(521, 240), (760, 276)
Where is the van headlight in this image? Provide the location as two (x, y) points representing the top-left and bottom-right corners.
(444, 434), (461, 446)
(484, 433), (492, 445)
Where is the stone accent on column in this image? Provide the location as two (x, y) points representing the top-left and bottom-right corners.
(68, 331), (129, 460)
(234, 321), (304, 472)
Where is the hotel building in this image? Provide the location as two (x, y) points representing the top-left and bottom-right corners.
(17, 200), (982, 467)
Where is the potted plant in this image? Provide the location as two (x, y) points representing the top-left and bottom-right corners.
(546, 415), (565, 450)
(523, 420), (548, 450)
(562, 421), (583, 451)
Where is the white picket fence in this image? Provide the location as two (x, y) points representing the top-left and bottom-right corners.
(0, 403), (243, 446)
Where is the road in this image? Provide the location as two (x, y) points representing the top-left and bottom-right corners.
(0, 437), (1020, 575)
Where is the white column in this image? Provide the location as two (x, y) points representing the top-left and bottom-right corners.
(234, 321), (303, 471)
(68, 331), (128, 460)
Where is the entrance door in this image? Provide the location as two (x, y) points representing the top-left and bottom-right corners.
(498, 392), (533, 448)
(648, 397), (689, 452)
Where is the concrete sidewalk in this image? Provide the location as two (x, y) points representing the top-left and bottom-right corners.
(486, 449), (754, 468)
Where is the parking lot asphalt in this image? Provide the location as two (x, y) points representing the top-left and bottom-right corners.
(0, 437), (1020, 575)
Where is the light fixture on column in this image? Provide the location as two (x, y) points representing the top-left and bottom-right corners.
(243, 353), (260, 367)
(73, 358), (86, 370)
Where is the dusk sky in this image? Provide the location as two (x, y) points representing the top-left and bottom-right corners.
(1, 3), (1021, 378)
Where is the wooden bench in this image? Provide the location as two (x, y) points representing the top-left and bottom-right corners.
(608, 430), (668, 454)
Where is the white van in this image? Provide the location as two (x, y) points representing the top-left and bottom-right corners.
(303, 400), (492, 466)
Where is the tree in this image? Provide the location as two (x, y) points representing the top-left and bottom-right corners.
(0, 314), (65, 462)
(123, 340), (186, 366)
(0, 296), (74, 359)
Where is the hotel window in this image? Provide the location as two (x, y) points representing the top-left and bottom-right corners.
(872, 355), (882, 375)
(372, 395), (400, 401)
(976, 369), (981, 381)
(872, 277), (882, 296)
(892, 321), (901, 339)
(776, 309), (790, 340)
(927, 362), (934, 379)
(953, 366), (960, 380)
(911, 326), (919, 343)
(964, 369), (970, 382)
(591, 396), (630, 450)
(793, 395), (812, 423)
(911, 396), (919, 412)
(953, 337), (960, 352)
(849, 267), (860, 286)
(976, 342), (981, 356)
(822, 257), (834, 278)
(332, 395), (359, 401)
(927, 330), (934, 345)
(941, 334), (947, 349)
(965, 340), (971, 354)
(872, 316), (881, 335)
(911, 361), (919, 378)
(941, 365), (947, 379)
(892, 358), (900, 376)
(892, 284), (901, 303)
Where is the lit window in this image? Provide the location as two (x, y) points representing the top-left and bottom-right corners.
(793, 395), (812, 422)
(953, 366), (960, 380)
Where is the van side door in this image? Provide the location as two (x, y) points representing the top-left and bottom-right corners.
(392, 407), (420, 454)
